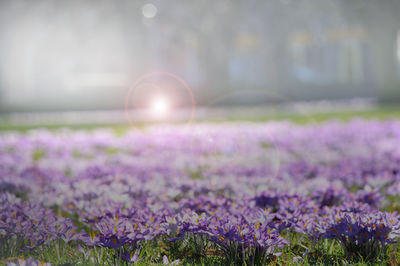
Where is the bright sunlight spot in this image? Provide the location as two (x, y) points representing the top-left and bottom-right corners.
(150, 96), (170, 117)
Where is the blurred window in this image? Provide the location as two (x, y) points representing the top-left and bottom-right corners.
(397, 30), (400, 77)
(289, 28), (366, 85)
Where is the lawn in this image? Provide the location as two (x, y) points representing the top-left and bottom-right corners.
(1, 107), (400, 265)
(1, 105), (400, 133)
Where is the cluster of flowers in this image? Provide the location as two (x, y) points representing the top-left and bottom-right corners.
(1, 120), (400, 263)
(322, 209), (400, 258)
(6, 257), (52, 266)
(162, 210), (289, 264)
(0, 193), (76, 251)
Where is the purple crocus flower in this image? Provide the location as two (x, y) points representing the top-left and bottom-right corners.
(121, 249), (144, 263)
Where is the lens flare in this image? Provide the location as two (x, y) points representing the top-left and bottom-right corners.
(142, 3), (157, 19)
(150, 96), (170, 117)
(125, 72), (196, 128)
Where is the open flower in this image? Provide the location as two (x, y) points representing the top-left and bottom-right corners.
(6, 257), (51, 266)
(319, 209), (400, 260)
(122, 249), (144, 263)
(163, 255), (180, 265)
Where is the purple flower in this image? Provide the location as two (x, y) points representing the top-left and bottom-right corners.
(122, 249), (144, 263)
(98, 234), (128, 249)
(163, 255), (181, 265)
(6, 257), (51, 266)
(318, 209), (400, 260)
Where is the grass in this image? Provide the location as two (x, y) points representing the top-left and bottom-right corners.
(2, 106), (400, 265)
(1, 105), (400, 133)
(2, 230), (399, 265)
(3, 169), (400, 265)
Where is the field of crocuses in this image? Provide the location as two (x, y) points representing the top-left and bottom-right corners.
(2, 120), (400, 265)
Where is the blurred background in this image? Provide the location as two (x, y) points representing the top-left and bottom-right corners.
(0, 0), (400, 124)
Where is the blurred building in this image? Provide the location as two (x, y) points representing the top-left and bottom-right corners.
(0, 0), (399, 111)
